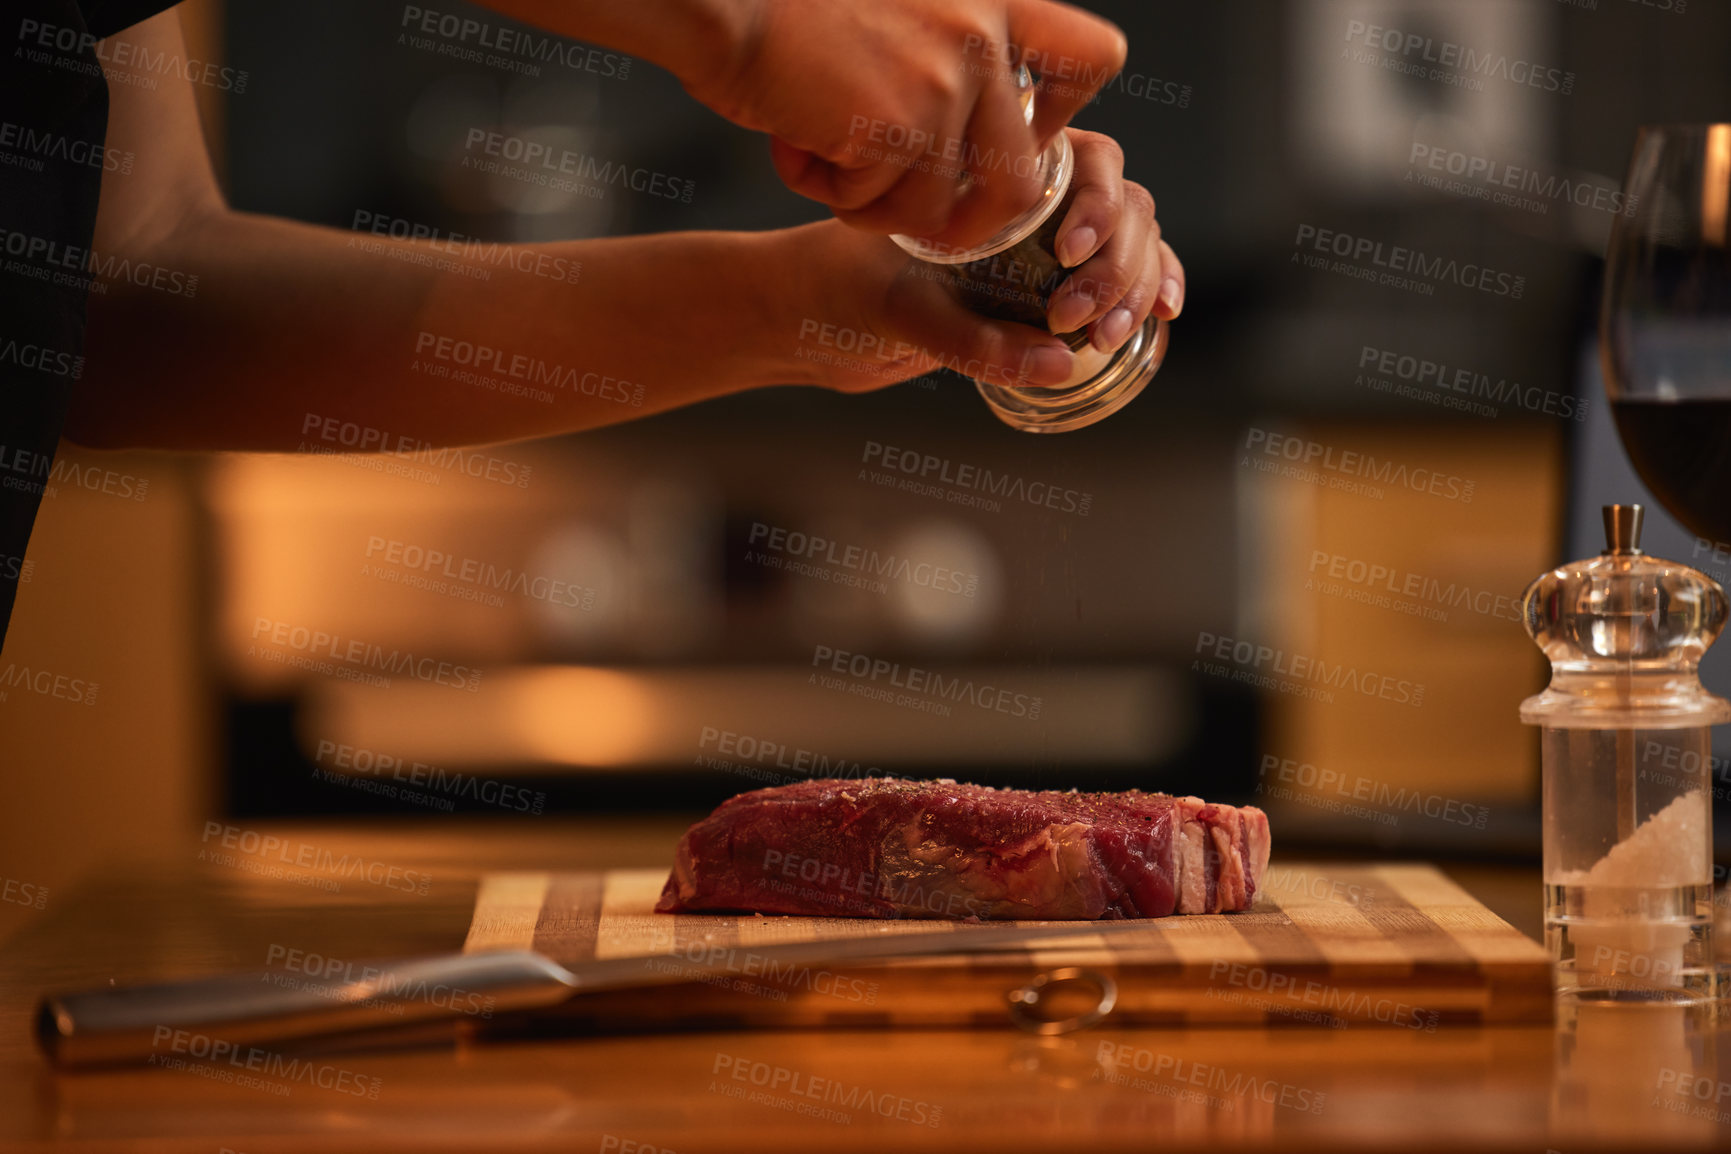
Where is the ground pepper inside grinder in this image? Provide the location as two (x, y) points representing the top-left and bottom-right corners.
(891, 68), (1169, 433)
(1521, 504), (1730, 1003)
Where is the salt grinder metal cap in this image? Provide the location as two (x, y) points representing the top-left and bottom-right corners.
(1520, 504), (1730, 1003)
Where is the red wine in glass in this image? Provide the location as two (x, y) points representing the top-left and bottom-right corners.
(1603, 124), (1731, 544)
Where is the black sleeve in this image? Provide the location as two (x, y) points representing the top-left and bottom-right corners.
(79, 0), (180, 38)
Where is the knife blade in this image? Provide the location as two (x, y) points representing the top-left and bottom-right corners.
(38, 918), (1155, 1068)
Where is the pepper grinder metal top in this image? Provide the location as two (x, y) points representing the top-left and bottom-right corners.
(1601, 504), (1643, 555)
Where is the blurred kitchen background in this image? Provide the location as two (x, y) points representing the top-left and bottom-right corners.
(4, 0), (1728, 918)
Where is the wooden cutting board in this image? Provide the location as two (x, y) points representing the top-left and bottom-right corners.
(461, 863), (1554, 1030)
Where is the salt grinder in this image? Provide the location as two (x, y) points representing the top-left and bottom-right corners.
(1521, 504), (1730, 1002)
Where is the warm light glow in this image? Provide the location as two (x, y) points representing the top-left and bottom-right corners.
(508, 667), (663, 765)
(1706, 124), (1731, 248)
(300, 666), (1184, 770)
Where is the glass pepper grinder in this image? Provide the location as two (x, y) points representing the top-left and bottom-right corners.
(1521, 504), (1731, 1003)
(890, 66), (1169, 433)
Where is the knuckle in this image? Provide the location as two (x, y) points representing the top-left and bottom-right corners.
(1123, 182), (1155, 219)
(1085, 179), (1125, 220)
(974, 329), (1015, 375)
(1093, 134), (1125, 169)
(1068, 270), (1126, 310)
(1104, 25), (1130, 70)
(916, 63), (965, 109)
(1117, 279), (1155, 319)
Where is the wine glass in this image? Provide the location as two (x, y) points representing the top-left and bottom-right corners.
(1603, 124), (1731, 543)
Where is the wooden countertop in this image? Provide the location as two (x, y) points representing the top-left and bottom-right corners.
(0, 818), (1722, 1153)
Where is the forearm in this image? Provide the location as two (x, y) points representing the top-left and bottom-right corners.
(69, 209), (814, 451)
(471, 0), (754, 96)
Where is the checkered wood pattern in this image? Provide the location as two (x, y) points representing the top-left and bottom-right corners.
(462, 864), (1553, 1030)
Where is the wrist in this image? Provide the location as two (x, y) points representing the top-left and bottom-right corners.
(732, 225), (826, 388)
(640, 0), (765, 99)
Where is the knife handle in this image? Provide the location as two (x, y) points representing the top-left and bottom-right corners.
(36, 950), (575, 1069)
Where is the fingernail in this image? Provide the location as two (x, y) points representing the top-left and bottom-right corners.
(1093, 307), (1135, 352)
(1158, 277), (1183, 316)
(1021, 345), (1074, 386)
(1056, 226), (1096, 268)
(1047, 291), (1092, 335)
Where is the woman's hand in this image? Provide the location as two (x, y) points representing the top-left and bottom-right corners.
(683, 0), (1127, 252)
(1043, 128), (1184, 355)
(778, 128), (1183, 395)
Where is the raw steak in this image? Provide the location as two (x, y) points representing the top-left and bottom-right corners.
(655, 778), (1271, 920)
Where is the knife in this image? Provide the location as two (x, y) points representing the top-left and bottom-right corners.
(37, 919), (1145, 1068)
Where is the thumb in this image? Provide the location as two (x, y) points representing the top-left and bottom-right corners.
(769, 136), (822, 194)
(771, 137), (913, 214)
(886, 268), (1078, 389)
